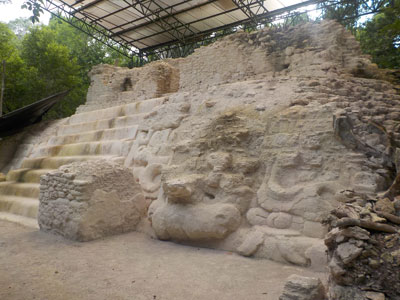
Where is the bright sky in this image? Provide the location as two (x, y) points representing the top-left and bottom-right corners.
(0, 0), (50, 24)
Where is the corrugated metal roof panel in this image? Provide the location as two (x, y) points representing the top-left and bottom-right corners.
(56, 0), (318, 51)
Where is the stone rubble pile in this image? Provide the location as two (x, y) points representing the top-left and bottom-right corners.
(324, 190), (400, 299)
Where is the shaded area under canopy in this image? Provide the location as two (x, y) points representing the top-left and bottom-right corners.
(0, 90), (70, 138)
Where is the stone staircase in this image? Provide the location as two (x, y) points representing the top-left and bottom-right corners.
(0, 97), (166, 228)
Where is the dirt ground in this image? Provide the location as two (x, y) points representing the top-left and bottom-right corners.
(0, 220), (327, 300)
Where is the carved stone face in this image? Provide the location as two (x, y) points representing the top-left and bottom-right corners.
(149, 108), (264, 241)
(148, 102), (387, 266)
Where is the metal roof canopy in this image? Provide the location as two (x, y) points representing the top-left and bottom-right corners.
(40, 0), (327, 58)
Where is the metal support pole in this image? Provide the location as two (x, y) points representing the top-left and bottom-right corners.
(231, 0), (268, 27)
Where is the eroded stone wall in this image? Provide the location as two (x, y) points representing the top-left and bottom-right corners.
(77, 61), (179, 113)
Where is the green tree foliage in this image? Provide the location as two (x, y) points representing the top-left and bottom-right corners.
(1, 13), (138, 119)
(48, 18), (131, 82)
(357, 0), (400, 69)
(319, 0), (389, 30)
(21, 0), (43, 23)
(320, 0), (399, 70)
(19, 25), (85, 118)
(1, 20), (84, 117)
(0, 22), (37, 113)
(0, 22), (16, 58)
(7, 17), (32, 39)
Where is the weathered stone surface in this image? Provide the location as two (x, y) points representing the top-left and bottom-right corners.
(336, 242), (362, 264)
(303, 221), (328, 239)
(305, 241), (329, 272)
(150, 201), (241, 240)
(365, 291), (386, 300)
(246, 207), (269, 226)
(329, 285), (372, 300)
(329, 285), (386, 300)
(267, 212), (293, 229)
(340, 226), (370, 240)
(375, 198), (395, 215)
(237, 228), (265, 256)
(38, 160), (146, 241)
(279, 274), (326, 300)
(79, 61), (179, 113)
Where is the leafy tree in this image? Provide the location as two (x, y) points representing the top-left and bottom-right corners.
(0, 21), (87, 118)
(318, 0), (389, 30)
(319, 0), (399, 69)
(48, 17), (131, 81)
(2, 14), (140, 119)
(7, 17), (33, 39)
(21, 0), (43, 23)
(0, 22), (37, 114)
(0, 22), (16, 59)
(357, 0), (400, 69)
(20, 25), (85, 118)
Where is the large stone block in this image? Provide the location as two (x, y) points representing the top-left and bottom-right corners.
(38, 159), (146, 241)
(280, 274), (326, 300)
(150, 200), (241, 241)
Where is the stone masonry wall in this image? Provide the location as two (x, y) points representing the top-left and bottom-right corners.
(39, 159), (147, 241)
(77, 61), (179, 113)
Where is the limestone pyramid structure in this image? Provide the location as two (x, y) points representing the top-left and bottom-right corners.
(0, 20), (399, 269)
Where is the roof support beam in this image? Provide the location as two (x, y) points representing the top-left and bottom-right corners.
(231, 0), (268, 26)
(127, 1), (268, 45)
(121, 0), (197, 44)
(72, 0), (105, 14)
(38, 0), (138, 58)
(127, 4), (243, 44)
(109, 0), (218, 36)
(140, 0), (323, 52)
(71, 0), (85, 5)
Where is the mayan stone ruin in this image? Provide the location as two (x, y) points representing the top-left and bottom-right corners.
(1, 20), (400, 299)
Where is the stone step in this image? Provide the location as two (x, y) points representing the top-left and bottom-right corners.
(34, 140), (134, 157)
(6, 168), (53, 183)
(114, 114), (148, 128)
(0, 195), (38, 219)
(57, 113), (147, 136)
(67, 97), (163, 125)
(21, 155), (119, 169)
(68, 106), (125, 125)
(0, 211), (38, 228)
(0, 182), (40, 198)
(49, 125), (139, 146)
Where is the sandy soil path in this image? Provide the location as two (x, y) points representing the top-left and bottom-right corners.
(0, 221), (327, 300)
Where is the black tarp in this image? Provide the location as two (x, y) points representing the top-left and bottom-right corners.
(0, 90), (70, 138)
